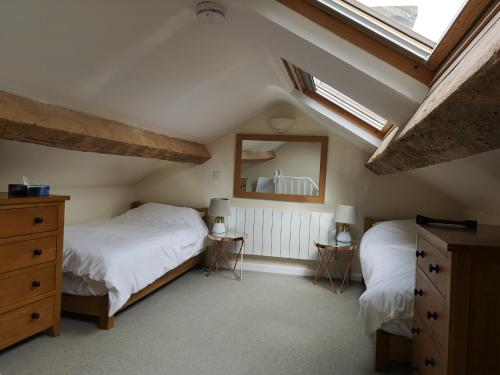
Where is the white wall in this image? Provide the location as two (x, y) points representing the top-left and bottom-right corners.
(51, 187), (135, 225)
(0, 140), (160, 224)
(135, 103), (466, 274)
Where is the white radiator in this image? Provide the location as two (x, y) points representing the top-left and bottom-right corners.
(224, 207), (334, 260)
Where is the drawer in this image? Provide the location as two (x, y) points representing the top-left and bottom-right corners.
(412, 309), (444, 375)
(0, 266), (55, 309)
(0, 297), (54, 349)
(416, 236), (451, 299)
(0, 236), (57, 274)
(414, 267), (449, 351)
(0, 206), (58, 239)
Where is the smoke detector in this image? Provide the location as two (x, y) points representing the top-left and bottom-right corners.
(196, 2), (226, 24)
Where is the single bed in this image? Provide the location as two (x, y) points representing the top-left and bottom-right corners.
(61, 201), (209, 329)
(360, 217), (416, 372)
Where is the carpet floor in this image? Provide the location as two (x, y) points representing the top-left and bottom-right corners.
(0, 270), (410, 375)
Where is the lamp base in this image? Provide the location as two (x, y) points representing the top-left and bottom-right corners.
(336, 228), (352, 246)
(212, 222), (226, 235)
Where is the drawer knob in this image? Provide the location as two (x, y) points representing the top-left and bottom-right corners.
(411, 327), (421, 335)
(33, 217), (44, 224)
(411, 364), (419, 373)
(33, 248), (43, 256)
(414, 288), (423, 296)
(31, 312), (40, 320)
(424, 357), (435, 367)
(416, 250), (425, 258)
(427, 311), (438, 320)
(429, 264), (440, 273)
(32, 280), (41, 288)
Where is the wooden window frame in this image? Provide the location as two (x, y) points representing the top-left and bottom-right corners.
(276, 0), (497, 85)
(284, 60), (391, 140)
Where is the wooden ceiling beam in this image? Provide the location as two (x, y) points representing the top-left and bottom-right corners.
(0, 90), (210, 164)
(366, 15), (500, 174)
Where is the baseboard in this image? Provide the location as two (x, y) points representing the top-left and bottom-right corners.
(215, 259), (362, 282)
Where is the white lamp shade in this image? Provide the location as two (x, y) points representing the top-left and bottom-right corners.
(335, 204), (358, 225)
(208, 198), (231, 217)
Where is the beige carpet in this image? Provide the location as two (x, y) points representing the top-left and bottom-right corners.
(0, 270), (410, 375)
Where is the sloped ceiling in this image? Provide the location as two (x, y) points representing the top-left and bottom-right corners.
(409, 149), (500, 220)
(0, 0), (497, 221)
(0, 0), (425, 144)
(0, 139), (171, 188)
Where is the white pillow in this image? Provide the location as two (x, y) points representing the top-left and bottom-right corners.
(112, 203), (207, 232)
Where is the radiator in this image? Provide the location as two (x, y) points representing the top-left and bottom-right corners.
(224, 207), (334, 260)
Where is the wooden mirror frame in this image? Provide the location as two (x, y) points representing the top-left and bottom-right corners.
(234, 134), (328, 203)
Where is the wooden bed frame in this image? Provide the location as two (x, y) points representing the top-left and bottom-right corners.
(61, 201), (208, 330)
(364, 217), (412, 373)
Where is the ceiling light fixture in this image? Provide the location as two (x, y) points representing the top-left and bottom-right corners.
(269, 118), (295, 134)
(196, 2), (226, 24)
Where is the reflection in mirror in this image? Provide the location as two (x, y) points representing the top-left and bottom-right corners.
(234, 135), (328, 203)
(241, 140), (321, 196)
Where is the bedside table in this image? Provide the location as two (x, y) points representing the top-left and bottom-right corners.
(207, 232), (247, 280)
(313, 240), (356, 294)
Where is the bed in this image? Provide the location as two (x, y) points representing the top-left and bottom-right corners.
(360, 217), (416, 372)
(61, 201), (209, 329)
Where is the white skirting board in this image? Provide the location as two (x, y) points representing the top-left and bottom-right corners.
(213, 258), (363, 282)
(224, 207), (335, 261)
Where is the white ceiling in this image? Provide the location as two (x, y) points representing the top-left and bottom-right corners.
(0, 0), (426, 145)
(3, 0), (497, 220)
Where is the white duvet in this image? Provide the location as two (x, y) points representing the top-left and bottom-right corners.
(359, 220), (416, 338)
(63, 203), (208, 316)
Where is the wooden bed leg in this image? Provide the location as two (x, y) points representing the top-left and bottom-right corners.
(98, 315), (115, 330)
(375, 330), (390, 373)
(97, 296), (114, 330)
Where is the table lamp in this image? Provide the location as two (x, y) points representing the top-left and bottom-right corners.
(335, 204), (358, 245)
(208, 198), (231, 234)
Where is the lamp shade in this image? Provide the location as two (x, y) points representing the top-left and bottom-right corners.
(335, 204), (358, 225)
(208, 198), (231, 217)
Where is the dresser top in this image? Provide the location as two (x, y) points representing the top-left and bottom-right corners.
(0, 193), (70, 205)
(417, 223), (500, 251)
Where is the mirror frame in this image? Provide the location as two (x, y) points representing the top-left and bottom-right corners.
(234, 134), (328, 203)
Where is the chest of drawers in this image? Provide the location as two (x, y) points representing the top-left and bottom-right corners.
(412, 224), (500, 375)
(0, 194), (69, 350)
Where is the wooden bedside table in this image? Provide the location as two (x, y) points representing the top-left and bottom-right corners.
(207, 232), (247, 280)
(313, 240), (356, 294)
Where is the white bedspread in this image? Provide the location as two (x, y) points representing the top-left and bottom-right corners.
(63, 203), (208, 316)
(359, 220), (416, 337)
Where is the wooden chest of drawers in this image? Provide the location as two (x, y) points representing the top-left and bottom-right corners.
(0, 194), (69, 350)
(412, 224), (500, 375)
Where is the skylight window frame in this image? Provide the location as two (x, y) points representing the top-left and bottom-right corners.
(283, 60), (393, 139)
(312, 77), (387, 131)
(314, 0), (435, 60)
(277, 0), (497, 84)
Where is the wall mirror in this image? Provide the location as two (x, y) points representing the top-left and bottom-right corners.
(234, 134), (328, 203)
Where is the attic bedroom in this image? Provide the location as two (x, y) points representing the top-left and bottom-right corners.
(0, 1), (498, 374)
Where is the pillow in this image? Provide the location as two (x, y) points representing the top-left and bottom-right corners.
(112, 203), (207, 232)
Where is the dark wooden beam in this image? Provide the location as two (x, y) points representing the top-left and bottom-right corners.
(366, 14), (500, 175)
(0, 90), (210, 164)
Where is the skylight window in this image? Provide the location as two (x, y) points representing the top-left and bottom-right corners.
(314, 0), (468, 59)
(312, 77), (387, 131)
(281, 59), (393, 139)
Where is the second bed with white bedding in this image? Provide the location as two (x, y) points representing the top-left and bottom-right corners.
(359, 220), (417, 338)
(63, 203), (208, 316)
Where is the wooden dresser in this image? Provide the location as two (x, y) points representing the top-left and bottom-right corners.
(412, 224), (500, 375)
(0, 194), (69, 350)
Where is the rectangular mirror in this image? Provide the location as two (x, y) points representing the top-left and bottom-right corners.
(234, 134), (328, 203)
